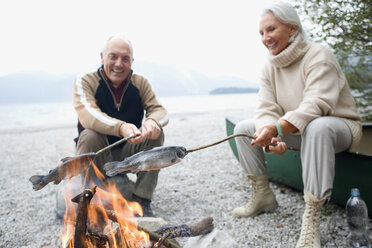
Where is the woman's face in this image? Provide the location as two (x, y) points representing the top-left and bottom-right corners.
(259, 12), (298, 55)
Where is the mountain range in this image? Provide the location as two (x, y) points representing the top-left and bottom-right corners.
(0, 61), (258, 104)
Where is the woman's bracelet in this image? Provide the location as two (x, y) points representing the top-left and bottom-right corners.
(274, 121), (284, 138)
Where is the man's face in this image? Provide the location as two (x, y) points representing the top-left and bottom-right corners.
(101, 37), (133, 86)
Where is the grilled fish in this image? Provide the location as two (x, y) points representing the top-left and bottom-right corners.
(29, 152), (96, 191)
(104, 146), (188, 176)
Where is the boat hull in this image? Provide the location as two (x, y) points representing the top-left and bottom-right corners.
(226, 117), (372, 216)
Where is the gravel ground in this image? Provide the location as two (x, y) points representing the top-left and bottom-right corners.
(0, 108), (370, 247)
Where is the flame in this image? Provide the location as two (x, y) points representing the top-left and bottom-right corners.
(89, 158), (105, 181)
(59, 159), (150, 248)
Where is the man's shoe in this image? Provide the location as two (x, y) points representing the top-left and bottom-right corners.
(132, 194), (155, 217)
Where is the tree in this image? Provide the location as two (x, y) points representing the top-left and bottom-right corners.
(293, 0), (372, 121)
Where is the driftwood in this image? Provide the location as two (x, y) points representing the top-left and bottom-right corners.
(154, 217), (214, 239)
(71, 186), (97, 248)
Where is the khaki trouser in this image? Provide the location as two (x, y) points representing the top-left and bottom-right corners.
(76, 128), (164, 200)
(234, 116), (352, 199)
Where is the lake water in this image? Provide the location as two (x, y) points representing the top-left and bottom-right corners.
(0, 93), (258, 131)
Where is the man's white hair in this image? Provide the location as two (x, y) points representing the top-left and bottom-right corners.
(101, 35), (134, 59)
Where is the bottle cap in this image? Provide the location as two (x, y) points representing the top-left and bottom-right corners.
(351, 188), (360, 196)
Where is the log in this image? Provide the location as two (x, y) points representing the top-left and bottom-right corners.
(71, 186), (97, 248)
(154, 217), (214, 239)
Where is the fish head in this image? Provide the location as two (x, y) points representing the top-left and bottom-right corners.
(176, 147), (188, 159)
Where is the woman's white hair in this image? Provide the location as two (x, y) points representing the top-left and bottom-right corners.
(262, 1), (305, 40)
(102, 35), (134, 59)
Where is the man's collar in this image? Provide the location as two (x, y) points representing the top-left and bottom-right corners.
(98, 66), (133, 86)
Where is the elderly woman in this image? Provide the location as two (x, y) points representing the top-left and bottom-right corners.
(233, 2), (362, 247)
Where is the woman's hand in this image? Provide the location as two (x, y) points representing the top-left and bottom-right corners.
(265, 137), (288, 155)
(251, 123), (277, 147)
(252, 120), (297, 154)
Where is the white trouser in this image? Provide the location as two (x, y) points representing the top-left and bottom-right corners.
(234, 117), (352, 199)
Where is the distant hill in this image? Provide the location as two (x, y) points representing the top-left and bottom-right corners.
(133, 61), (259, 97)
(0, 72), (76, 104)
(210, 87), (258, 95)
(0, 61), (258, 104)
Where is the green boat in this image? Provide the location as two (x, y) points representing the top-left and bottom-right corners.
(225, 116), (372, 216)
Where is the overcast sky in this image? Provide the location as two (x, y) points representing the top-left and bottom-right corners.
(0, 0), (287, 83)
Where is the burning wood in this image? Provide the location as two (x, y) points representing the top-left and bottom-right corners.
(60, 186), (214, 248)
(60, 185), (149, 248)
(86, 233), (108, 248)
(90, 204), (214, 247)
(72, 186), (97, 248)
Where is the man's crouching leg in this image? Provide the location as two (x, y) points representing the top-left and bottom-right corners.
(77, 129), (134, 199)
(121, 131), (165, 217)
(76, 129), (110, 187)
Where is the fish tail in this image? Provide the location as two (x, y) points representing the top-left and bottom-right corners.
(29, 175), (45, 191)
(103, 162), (120, 177)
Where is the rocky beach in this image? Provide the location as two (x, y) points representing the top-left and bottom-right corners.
(0, 108), (370, 247)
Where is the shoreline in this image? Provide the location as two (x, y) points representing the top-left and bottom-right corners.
(0, 108), (250, 134)
(0, 109), (366, 247)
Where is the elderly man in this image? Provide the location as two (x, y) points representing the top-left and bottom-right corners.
(72, 35), (169, 217)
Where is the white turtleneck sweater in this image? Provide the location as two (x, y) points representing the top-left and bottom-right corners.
(255, 34), (362, 150)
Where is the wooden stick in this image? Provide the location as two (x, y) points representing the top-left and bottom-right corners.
(152, 233), (171, 248)
(95, 134), (140, 156)
(186, 133), (299, 153)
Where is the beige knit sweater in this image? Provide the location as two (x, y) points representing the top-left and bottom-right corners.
(255, 34), (362, 151)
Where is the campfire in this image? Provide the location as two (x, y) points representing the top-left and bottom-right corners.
(57, 157), (150, 247)
(31, 155), (213, 248)
(28, 134), (222, 247)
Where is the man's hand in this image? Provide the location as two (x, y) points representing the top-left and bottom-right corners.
(119, 123), (143, 144)
(141, 119), (161, 140)
(119, 119), (161, 145)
